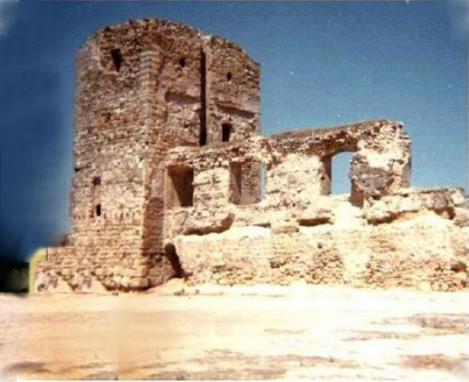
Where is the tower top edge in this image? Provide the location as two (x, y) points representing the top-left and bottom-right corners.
(79, 18), (259, 66)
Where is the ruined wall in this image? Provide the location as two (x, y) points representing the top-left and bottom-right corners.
(163, 120), (469, 291)
(164, 120), (411, 212)
(169, 214), (469, 291)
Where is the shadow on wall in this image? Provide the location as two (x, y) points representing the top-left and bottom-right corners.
(0, 261), (29, 294)
(0, 228), (30, 294)
(164, 243), (185, 278)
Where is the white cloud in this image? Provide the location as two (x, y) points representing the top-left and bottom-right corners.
(0, 0), (18, 36)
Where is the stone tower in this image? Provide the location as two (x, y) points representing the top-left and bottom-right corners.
(66, 19), (260, 289)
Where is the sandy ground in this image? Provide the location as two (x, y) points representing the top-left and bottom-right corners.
(0, 281), (469, 381)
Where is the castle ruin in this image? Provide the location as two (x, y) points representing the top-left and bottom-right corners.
(36, 19), (469, 292)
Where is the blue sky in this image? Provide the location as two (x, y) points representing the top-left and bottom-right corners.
(0, 1), (467, 260)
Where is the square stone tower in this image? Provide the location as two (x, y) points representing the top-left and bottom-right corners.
(48, 19), (260, 290)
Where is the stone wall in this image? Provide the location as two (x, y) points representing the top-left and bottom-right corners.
(169, 212), (468, 291)
(34, 19), (469, 293)
(162, 120), (469, 291)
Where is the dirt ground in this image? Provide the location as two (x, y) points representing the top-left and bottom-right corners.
(1, 281), (469, 381)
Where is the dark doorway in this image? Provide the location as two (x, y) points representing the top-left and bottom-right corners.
(165, 166), (194, 208)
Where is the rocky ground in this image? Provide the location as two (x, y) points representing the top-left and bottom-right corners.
(0, 281), (468, 380)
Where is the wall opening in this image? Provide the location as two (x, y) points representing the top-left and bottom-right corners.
(165, 166), (194, 208)
(226, 72), (232, 81)
(179, 57), (186, 67)
(230, 161), (265, 205)
(164, 243), (185, 278)
(330, 152), (353, 195)
(110, 49), (122, 72)
(222, 123), (232, 142)
(91, 176), (102, 218)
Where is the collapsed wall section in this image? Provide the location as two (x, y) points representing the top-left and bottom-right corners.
(163, 120), (469, 291)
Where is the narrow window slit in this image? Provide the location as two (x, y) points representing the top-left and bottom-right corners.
(95, 204), (102, 217)
(91, 176), (102, 218)
(222, 123), (232, 142)
(110, 49), (122, 72)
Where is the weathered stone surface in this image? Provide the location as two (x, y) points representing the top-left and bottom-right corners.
(36, 18), (260, 292)
(35, 19), (469, 293)
(365, 188), (464, 224)
(454, 207), (469, 227)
